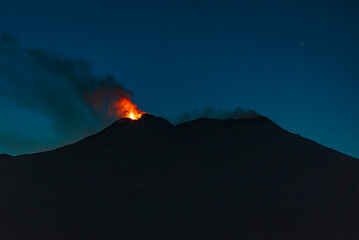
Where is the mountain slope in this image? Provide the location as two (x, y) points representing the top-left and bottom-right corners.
(0, 114), (358, 239)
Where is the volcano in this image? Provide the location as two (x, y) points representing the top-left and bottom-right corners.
(0, 114), (358, 239)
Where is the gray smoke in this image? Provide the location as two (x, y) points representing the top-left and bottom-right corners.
(0, 32), (133, 152)
(175, 107), (260, 124)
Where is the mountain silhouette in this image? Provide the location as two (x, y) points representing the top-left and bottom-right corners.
(0, 114), (358, 239)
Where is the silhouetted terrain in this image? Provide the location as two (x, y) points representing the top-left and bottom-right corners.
(0, 114), (358, 239)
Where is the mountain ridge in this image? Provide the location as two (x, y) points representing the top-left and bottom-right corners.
(0, 114), (358, 239)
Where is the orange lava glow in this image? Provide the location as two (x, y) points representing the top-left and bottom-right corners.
(114, 98), (145, 120)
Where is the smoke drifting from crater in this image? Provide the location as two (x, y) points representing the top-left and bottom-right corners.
(0, 32), (134, 144)
(176, 107), (260, 124)
(0, 32), (143, 154)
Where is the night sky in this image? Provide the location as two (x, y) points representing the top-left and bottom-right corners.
(0, 0), (358, 158)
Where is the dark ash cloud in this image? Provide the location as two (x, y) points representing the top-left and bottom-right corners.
(0, 32), (133, 153)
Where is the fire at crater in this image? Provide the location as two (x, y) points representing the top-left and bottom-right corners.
(114, 97), (146, 120)
(86, 81), (146, 121)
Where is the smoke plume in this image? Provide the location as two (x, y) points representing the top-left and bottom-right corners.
(175, 107), (260, 124)
(0, 32), (134, 153)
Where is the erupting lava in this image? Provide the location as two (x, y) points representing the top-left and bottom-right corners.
(114, 98), (145, 120)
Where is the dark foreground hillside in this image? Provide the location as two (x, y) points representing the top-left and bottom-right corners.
(0, 114), (358, 239)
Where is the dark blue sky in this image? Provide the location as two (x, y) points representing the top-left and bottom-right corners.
(0, 0), (358, 158)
